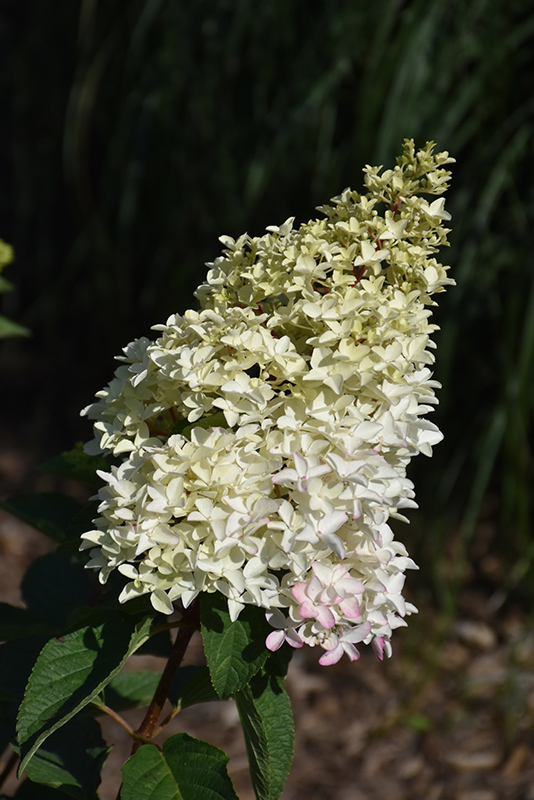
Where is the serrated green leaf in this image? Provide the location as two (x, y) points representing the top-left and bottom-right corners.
(121, 734), (238, 800)
(39, 444), (117, 489)
(0, 494), (82, 543)
(0, 315), (30, 338)
(0, 604), (51, 641)
(104, 670), (160, 711)
(235, 662), (294, 800)
(16, 612), (154, 775)
(23, 714), (109, 799)
(21, 554), (94, 631)
(168, 666), (220, 710)
(200, 593), (271, 699)
(0, 638), (50, 764)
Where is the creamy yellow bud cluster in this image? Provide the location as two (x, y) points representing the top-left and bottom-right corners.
(81, 140), (454, 665)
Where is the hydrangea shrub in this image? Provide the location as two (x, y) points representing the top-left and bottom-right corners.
(81, 138), (454, 666)
(0, 140), (454, 799)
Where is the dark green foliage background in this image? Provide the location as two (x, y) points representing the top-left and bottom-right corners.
(1, 0), (533, 605)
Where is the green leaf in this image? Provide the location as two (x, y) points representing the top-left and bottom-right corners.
(0, 638), (50, 760)
(133, 626), (172, 658)
(170, 411), (229, 439)
(16, 611), (154, 775)
(200, 593), (271, 699)
(234, 663), (294, 800)
(39, 444), (117, 489)
(121, 734), (238, 800)
(0, 315), (30, 338)
(104, 670), (160, 711)
(168, 666), (220, 710)
(0, 275), (14, 292)
(0, 637), (49, 702)
(406, 712), (432, 732)
(63, 503), (100, 543)
(8, 782), (71, 799)
(23, 715), (109, 799)
(21, 554), (94, 631)
(264, 643), (295, 680)
(0, 604), (50, 641)
(0, 494), (82, 543)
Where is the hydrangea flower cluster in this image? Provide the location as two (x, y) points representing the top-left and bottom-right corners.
(81, 140), (454, 665)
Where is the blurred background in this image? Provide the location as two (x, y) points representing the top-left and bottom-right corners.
(0, 1), (533, 798)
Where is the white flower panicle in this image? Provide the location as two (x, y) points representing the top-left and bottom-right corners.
(81, 140), (454, 665)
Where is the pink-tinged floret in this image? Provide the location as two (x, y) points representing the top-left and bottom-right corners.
(292, 577), (337, 629)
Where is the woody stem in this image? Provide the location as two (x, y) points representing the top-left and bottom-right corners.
(131, 598), (201, 753)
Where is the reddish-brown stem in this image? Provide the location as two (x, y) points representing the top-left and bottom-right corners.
(97, 702), (143, 740)
(147, 423), (170, 437)
(131, 598), (200, 754)
(367, 229), (384, 252)
(151, 706), (180, 739)
(352, 264), (367, 286)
